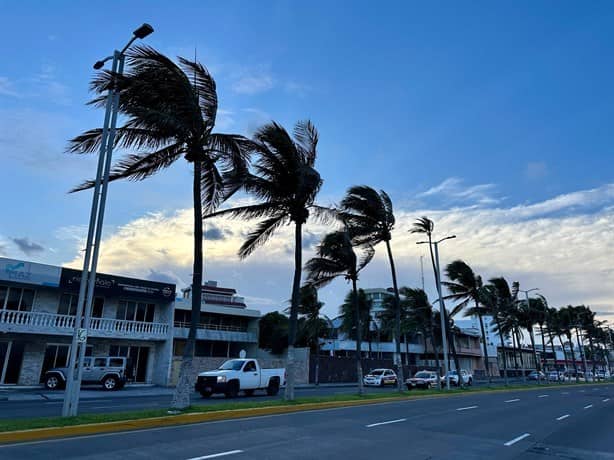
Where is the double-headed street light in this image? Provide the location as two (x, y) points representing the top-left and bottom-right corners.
(417, 235), (456, 390)
(62, 24), (154, 418)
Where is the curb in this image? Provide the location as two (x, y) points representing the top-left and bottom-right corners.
(0, 396), (409, 445)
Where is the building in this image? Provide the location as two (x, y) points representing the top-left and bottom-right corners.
(0, 257), (175, 386)
(363, 288), (395, 316)
(0, 257), (262, 387)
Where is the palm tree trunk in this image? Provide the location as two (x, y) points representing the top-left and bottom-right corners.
(448, 329), (463, 387)
(476, 305), (491, 383)
(284, 221), (303, 401)
(171, 159), (203, 410)
(575, 328), (588, 378)
(515, 328), (526, 381)
(404, 335), (409, 366)
(567, 333), (579, 382)
(558, 335), (569, 381)
(588, 334), (596, 380)
(428, 322), (442, 388)
(315, 333), (320, 386)
(352, 278), (364, 396)
(511, 331), (519, 375)
(529, 328), (540, 384)
(539, 324), (547, 372)
(384, 240), (404, 392)
(495, 317), (508, 385)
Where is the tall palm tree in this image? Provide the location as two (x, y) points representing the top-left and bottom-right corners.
(339, 289), (373, 357)
(205, 120), (325, 400)
(517, 300), (540, 377)
(443, 260), (491, 382)
(305, 231), (375, 395)
(339, 186), (404, 389)
(297, 285), (326, 386)
(410, 217), (463, 386)
(68, 47), (251, 409)
(558, 306), (580, 382)
(532, 295), (550, 371)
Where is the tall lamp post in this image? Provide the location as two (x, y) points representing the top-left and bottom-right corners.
(417, 235), (456, 390)
(518, 288), (539, 383)
(62, 24), (154, 417)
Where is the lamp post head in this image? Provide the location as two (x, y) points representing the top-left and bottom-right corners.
(93, 61), (105, 70)
(133, 23), (154, 39)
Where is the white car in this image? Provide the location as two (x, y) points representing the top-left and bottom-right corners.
(406, 371), (439, 390)
(441, 369), (473, 386)
(363, 369), (398, 387)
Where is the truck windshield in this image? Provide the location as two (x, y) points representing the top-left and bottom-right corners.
(218, 360), (245, 371)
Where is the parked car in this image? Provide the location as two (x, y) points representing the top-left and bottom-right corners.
(406, 371), (438, 390)
(43, 356), (131, 391)
(547, 371), (565, 382)
(528, 371), (546, 381)
(441, 369), (473, 386)
(195, 359), (285, 398)
(363, 369), (398, 387)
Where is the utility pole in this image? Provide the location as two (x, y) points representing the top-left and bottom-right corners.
(420, 255), (425, 291)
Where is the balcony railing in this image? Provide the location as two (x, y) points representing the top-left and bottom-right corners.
(0, 309), (169, 340)
(173, 321), (247, 332)
(202, 293), (245, 306)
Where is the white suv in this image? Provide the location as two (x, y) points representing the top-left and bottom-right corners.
(441, 369), (473, 386)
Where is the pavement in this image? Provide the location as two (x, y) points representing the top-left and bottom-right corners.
(1, 383), (613, 459)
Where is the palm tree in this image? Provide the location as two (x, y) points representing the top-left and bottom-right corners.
(410, 217), (463, 386)
(339, 186), (404, 389)
(558, 306), (580, 382)
(68, 47), (251, 409)
(532, 295), (550, 371)
(205, 120), (325, 401)
(517, 300), (540, 378)
(305, 231), (375, 395)
(443, 260), (491, 382)
(297, 285), (326, 385)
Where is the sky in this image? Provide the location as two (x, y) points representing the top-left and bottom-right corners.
(0, 1), (613, 321)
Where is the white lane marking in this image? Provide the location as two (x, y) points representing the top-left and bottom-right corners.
(556, 414), (570, 421)
(504, 433), (531, 446)
(187, 451), (243, 460)
(603, 398), (610, 402)
(537, 395), (549, 398)
(584, 404), (593, 409)
(505, 399), (520, 403)
(562, 392), (570, 395)
(580, 390), (585, 393)
(366, 418), (406, 428)
(456, 406), (478, 411)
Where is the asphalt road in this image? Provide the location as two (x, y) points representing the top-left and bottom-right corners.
(1, 383), (613, 459)
(0, 385), (397, 419)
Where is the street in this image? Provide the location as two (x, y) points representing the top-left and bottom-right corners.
(1, 384), (613, 459)
(0, 384), (396, 419)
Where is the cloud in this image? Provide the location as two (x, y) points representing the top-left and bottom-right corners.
(419, 177), (500, 206)
(204, 223), (233, 241)
(11, 237), (45, 256)
(232, 74), (274, 95)
(284, 81), (312, 97)
(62, 184), (614, 319)
(29, 63), (71, 106)
(215, 109), (235, 130)
(0, 77), (19, 97)
(146, 268), (185, 286)
(525, 161), (548, 180)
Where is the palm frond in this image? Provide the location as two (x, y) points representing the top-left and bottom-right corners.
(293, 120), (318, 166)
(238, 214), (288, 259)
(177, 57), (218, 125)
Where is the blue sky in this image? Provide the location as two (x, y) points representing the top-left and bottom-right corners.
(1, 1), (613, 318)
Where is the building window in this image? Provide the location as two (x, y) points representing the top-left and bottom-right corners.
(0, 285), (35, 311)
(58, 294), (104, 318)
(117, 300), (155, 323)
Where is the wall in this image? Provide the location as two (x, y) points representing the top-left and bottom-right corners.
(168, 348), (310, 387)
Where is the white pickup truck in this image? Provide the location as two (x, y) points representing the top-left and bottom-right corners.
(195, 359), (286, 398)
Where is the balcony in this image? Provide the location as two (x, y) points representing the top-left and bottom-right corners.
(173, 321), (257, 343)
(0, 310), (170, 341)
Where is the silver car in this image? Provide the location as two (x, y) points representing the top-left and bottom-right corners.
(43, 356), (131, 391)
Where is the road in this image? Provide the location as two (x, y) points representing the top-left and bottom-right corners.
(0, 385), (396, 419)
(1, 383), (613, 459)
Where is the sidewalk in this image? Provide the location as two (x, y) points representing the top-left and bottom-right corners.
(0, 382), (357, 402)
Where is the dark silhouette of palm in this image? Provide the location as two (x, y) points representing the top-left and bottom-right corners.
(68, 46), (251, 410)
(297, 285), (326, 385)
(305, 231), (374, 395)
(340, 186), (404, 389)
(443, 260), (492, 381)
(206, 120), (325, 400)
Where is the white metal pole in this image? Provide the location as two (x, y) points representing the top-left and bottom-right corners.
(62, 55), (117, 417)
(433, 243), (450, 390)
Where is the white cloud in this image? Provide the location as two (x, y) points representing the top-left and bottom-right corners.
(0, 77), (19, 97)
(419, 177), (500, 205)
(525, 161), (548, 180)
(232, 74), (274, 95)
(61, 184), (614, 319)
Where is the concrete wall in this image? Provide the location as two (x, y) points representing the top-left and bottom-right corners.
(18, 339), (46, 385)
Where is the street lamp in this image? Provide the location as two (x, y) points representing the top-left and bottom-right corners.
(417, 235), (456, 389)
(62, 24), (154, 418)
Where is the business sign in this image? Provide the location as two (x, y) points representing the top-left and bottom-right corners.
(59, 267), (176, 302)
(0, 257), (61, 287)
